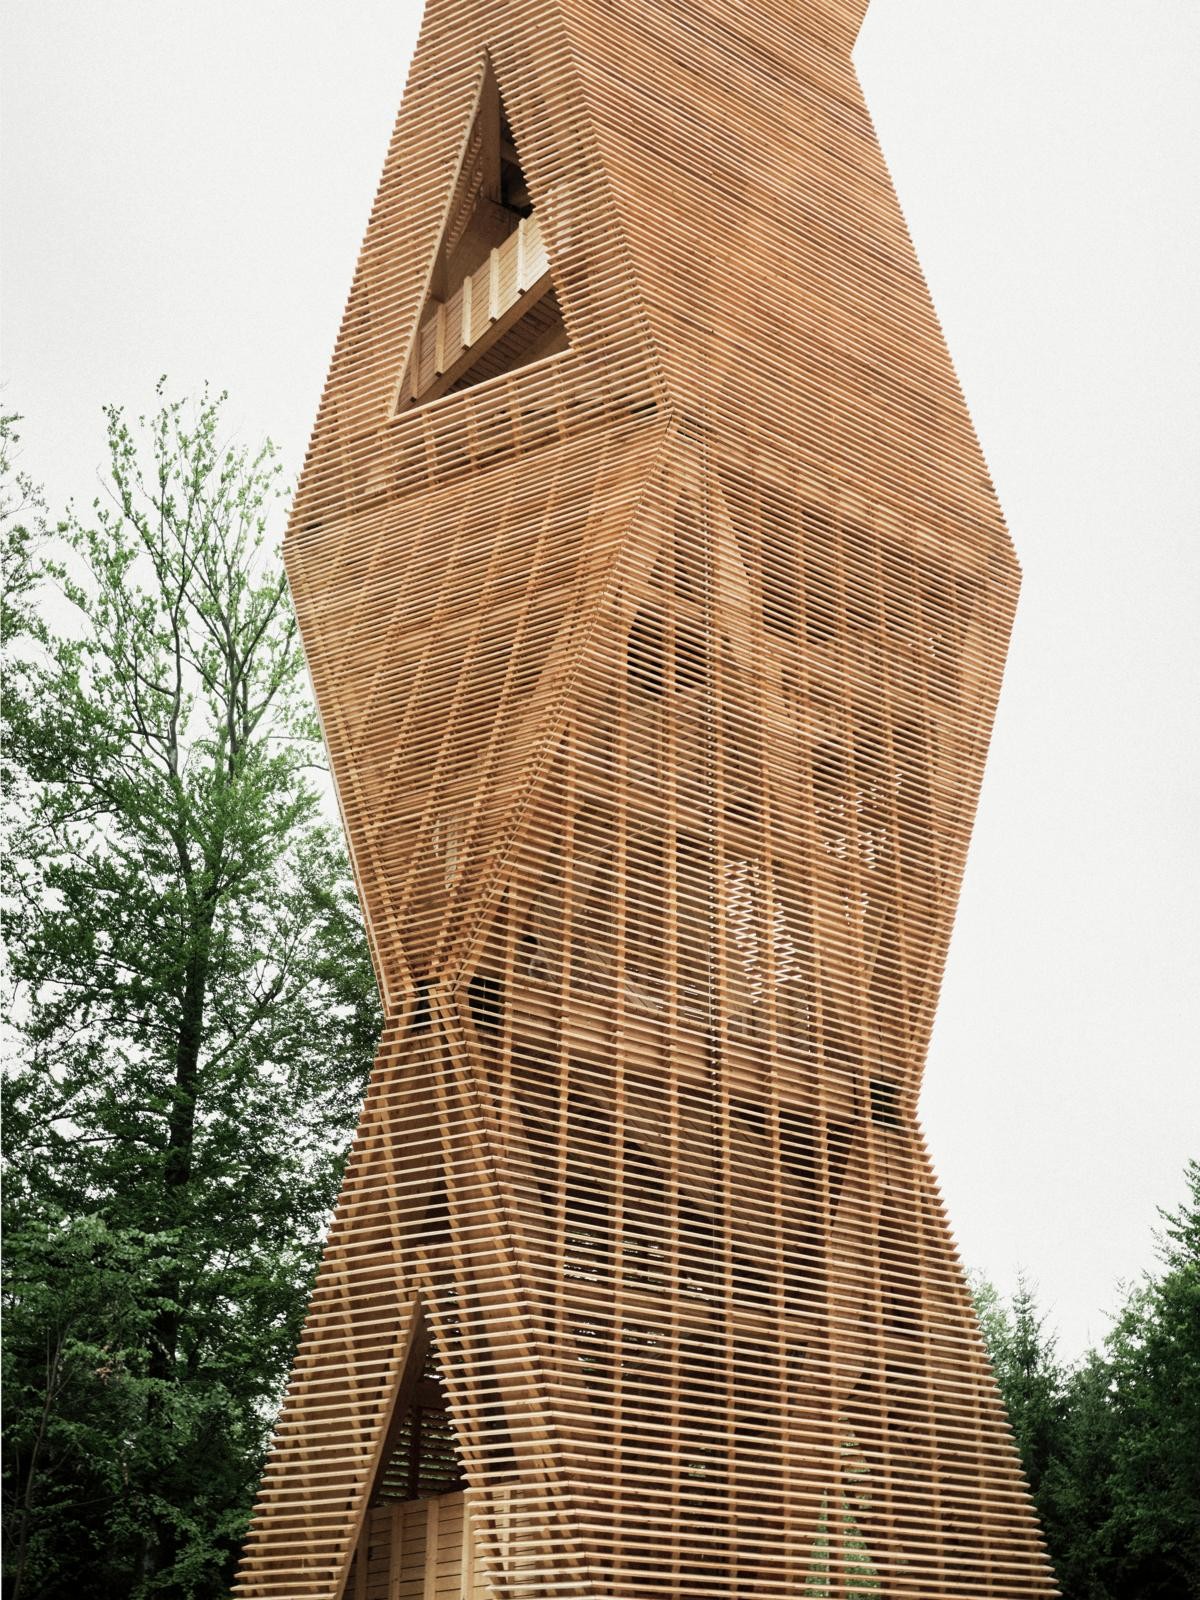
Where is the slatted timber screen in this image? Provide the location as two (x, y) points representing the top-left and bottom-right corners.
(235, 0), (1056, 1595)
(344, 1492), (489, 1600)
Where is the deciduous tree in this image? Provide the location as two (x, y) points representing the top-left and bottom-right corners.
(2, 391), (380, 1599)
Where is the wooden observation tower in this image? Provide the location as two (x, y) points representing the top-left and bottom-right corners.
(235, 1), (1057, 1595)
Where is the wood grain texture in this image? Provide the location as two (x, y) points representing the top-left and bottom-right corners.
(234, 1), (1057, 1594)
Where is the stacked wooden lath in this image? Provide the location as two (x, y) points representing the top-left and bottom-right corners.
(234, 0), (1057, 1595)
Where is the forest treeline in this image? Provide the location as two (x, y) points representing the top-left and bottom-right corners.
(973, 1171), (1199, 1598)
(2, 397), (1197, 1598)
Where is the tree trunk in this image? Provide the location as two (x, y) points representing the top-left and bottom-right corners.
(141, 931), (211, 1588)
(9, 1334), (67, 1600)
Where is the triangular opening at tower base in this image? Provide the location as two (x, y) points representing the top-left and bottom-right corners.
(343, 1311), (476, 1598)
(396, 66), (569, 411)
(373, 1339), (467, 1503)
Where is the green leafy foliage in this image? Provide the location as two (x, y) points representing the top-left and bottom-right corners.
(2, 391), (380, 1599)
(0, 413), (51, 654)
(974, 1162), (1200, 1600)
(1101, 1166), (1200, 1597)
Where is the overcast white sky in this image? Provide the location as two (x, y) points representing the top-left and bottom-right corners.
(3, 1), (1197, 1358)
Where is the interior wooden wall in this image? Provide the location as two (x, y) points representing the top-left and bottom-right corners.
(233, 0), (1058, 1594)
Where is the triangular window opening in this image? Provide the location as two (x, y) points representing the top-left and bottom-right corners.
(396, 67), (569, 410)
(342, 1318), (471, 1600)
(372, 1328), (468, 1504)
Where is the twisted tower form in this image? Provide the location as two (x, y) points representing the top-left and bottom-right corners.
(236, 2), (1056, 1595)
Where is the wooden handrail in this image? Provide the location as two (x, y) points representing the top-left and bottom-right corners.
(400, 214), (552, 407)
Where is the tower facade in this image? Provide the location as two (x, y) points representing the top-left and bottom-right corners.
(235, 2), (1056, 1596)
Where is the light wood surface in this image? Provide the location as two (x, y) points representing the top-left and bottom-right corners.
(343, 1493), (490, 1600)
(234, 1), (1056, 1594)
